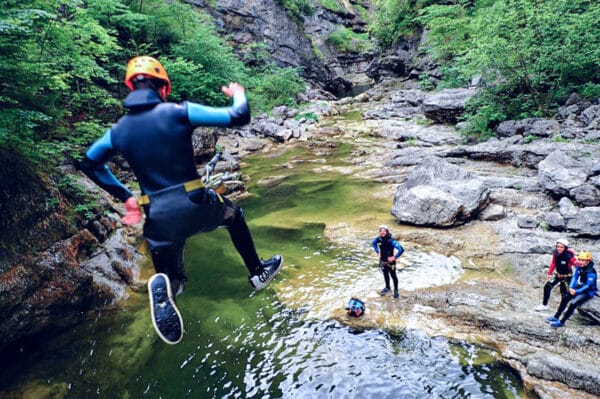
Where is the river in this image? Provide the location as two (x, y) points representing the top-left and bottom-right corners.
(0, 145), (525, 398)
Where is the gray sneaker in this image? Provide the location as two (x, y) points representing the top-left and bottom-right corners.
(249, 255), (283, 290)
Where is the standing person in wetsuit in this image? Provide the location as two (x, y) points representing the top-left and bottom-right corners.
(549, 251), (597, 328)
(534, 238), (576, 312)
(80, 56), (283, 344)
(371, 225), (404, 299)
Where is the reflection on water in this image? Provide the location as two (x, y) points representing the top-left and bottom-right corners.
(0, 146), (524, 398)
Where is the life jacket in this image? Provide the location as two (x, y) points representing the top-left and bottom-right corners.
(345, 297), (365, 317)
(553, 248), (575, 275)
(375, 234), (395, 260)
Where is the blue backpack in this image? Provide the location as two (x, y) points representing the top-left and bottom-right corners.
(345, 297), (365, 317)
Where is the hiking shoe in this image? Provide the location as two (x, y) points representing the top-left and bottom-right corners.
(380, 287), (390, 295)
(148, 273), (184, 345)
(249, 255), (283, 290)
(550, 320), (564, 328)
(534, 304), (548, 311)
(393, 290), (399, 299)
(546, 316), (559, 323)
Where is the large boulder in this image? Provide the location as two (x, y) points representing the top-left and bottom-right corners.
(578, 296), (600, 324)
(537, 150), (589, 197)
(421, 88), (479, 124)
(391, 157), (490, 226)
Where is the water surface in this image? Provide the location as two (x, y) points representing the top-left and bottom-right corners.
(0, 146), (525, 398)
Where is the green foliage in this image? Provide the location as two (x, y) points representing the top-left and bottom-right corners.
(326, 27), (372, 53)
(275, 0), (315, 21)
(523, 135), (538, 144)
(1, 0), (306, 173)
(552, 135), (570, 143)
(318, 0), (343, 13)
(247, 67), (306, 111)
(167, 19), (247, 105)
(0, 0), (120, 162)
(415, 0), (600, 138)
(295, 111), (318, 122)
(370, 0), (418, 47)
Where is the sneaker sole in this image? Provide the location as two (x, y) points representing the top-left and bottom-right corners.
(148, 273), (184, 344)
(252, 255), (284, 290)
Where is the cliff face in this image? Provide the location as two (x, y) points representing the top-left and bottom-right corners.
(0, 153), (139, 352)
(189, 0), (381, 94)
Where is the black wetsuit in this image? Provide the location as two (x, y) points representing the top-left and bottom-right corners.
(372, 233), (404, 292)
(80, 89), (259, 293)
(557, 261), (597, 323)
(543, 249), (576, 312)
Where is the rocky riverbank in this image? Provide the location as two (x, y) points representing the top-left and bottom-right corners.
(217, 79), (600, 398)
(1, 77), (598, 398)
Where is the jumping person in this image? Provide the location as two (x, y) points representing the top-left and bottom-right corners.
(534, 238), (577, 312)
(371, 225), (404, 299)
(549, 251), (597, 328)
(80, 56), (283, 344)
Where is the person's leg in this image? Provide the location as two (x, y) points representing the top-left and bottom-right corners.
(145, 238), (185, 344)
(390, 266), (399, 292)
(222, 203), (262, 275)
(381, 265), (391, 294)
(550, 279), (572, 320)
(221, 197), (282, 289)
(559, 294), (591, 325)
(542, 278), (559, 305)
(150, 242), (187, 296)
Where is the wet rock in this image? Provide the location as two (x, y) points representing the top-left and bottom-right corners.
(479, 204), (506, 221)
(578, 296), (600, 324)
(538, 150), (589, 197)
(391, 157), (490, 226)
(544, 212), (566, 231)
(421, 88), (479, 124)
(496, 118), (560, 138)
(565, 207), (600, 237)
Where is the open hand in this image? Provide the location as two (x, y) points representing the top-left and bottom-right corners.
(221, 82), (245, 98)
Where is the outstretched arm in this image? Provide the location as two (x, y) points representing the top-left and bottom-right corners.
(186, 82), (250, 127)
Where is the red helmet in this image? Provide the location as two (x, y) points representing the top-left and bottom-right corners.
(124, 56), (171, 95)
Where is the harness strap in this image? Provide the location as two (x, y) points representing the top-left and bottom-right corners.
(138, 178), (206, 207)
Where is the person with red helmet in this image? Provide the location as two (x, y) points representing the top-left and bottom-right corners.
(534, 238), (577, 313)
(80, 56), (283, 344)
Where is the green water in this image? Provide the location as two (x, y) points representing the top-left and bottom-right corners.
(0, 146), (525, 398)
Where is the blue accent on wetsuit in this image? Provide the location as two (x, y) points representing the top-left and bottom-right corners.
(372, 236), (404, 260)
(81, 89), (250, 199)
(570, 262), (597, 297)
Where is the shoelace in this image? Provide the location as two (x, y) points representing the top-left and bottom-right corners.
(258, 270), (270, 282)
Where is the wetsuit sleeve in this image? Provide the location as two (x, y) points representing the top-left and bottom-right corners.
(186, 92), (250, 127)
(372, 238), (380, 254)
(575, 270), (596, 296)
(79, 129), (133, 202)
(392, 240), (404, 259)
(569, 268), (579, 289)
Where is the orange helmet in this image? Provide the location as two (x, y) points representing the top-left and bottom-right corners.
(124, 56), (171, 95)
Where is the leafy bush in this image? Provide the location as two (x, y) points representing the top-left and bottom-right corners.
(327, 27), (372, 53)
(416, 0), (600, 138)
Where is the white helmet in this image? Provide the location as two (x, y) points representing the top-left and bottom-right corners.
(379, 225), (389, 232)
(556, 238), (569, 247)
